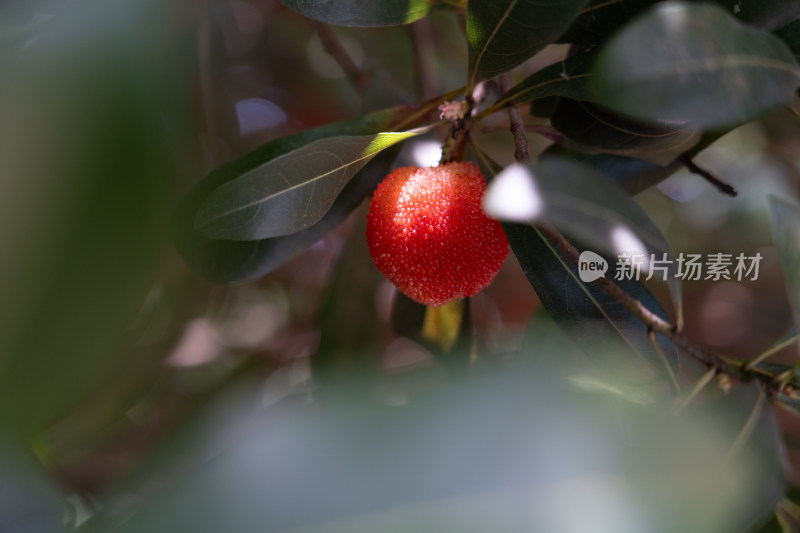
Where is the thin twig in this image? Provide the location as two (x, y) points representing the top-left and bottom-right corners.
(678, 155), (737, 197)
(535, 221), (732, 372)
(493, 103), (734, 376)
(490, 104), (800, 405)
(311, 22), (370, 94)
(409, 19), (437, 100)
(196, 0), (227, 167)
(499, 73), (530, 163)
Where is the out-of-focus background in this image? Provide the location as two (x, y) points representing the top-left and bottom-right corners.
(1, 0), (799, 531)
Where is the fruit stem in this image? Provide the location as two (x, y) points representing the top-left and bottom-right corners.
(499, 73), (530, 163)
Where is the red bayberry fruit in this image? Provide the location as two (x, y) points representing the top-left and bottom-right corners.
(366, 161), (509, 307)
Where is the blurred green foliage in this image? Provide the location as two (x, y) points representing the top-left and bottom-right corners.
(1, 1), (800, 532)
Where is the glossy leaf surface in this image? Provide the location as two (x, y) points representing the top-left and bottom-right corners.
(467, 0), (588, 84)
(196, 127), (431, 241)
(590, 2), (800, 128)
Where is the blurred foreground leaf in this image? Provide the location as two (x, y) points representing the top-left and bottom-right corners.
(559, 0), (800, 47)
(82, 371), (783, 533)
(590, 2), (800, 129)
(0, 0), (173, 434)
(0, 435), (66, 532)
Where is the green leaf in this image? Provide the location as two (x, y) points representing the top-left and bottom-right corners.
(776, 17), (800, 63)
(559, 0), (800, 48)
(507, 223), (679, 375)
(769, 196), (800, 320)
(196, 127), (432, 241)
(485, 159), (682, 325)
(467, 0), (589, 85)
(470, 151), (680, 375)
(718, 0), (800, 31)
(279, 0), (441, 27)
(482, 53), (595, 116)
(557, 0), (660, 46)
(540, 145), (682, 195)
(549, 98), (700, 166)
(86, 372), (785, 532)
(172, 95), (453, 282)
(590, 2), (800, 129)
(0, 1), (173, 433)
(172, 150), (397, 283)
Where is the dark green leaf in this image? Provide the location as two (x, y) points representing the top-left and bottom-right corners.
(541, 144), (682, 195)
(529, 95), (559, 118)
(486, 159), (677, 271)
(776, 17), (800, 63)
(557, 0), (660, 46)
(506, 223), (679, 374)
(769, 196), (800, 319)
(471, 152), (680, 375)
(196, 127), (432, 241)
(590, 2), (800, 129)
(549, 98), (700, 166)
(485, 158), (681, 322)
(172, 149), (396, 283)
(483, 53), (595, 115)
(467, 0), (589, 85)
(279, 0), (442, 27)
(559, 0), (800, 48)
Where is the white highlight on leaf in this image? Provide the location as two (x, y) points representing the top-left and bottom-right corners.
(483, 164), (542, 222)
(410, 140), (443, 167)
(611, 225), (651, 273)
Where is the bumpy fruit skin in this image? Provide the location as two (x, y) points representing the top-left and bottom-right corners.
(366, 162), (509, 307)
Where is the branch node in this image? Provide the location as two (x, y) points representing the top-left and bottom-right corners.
(499, 73), (530, 164)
